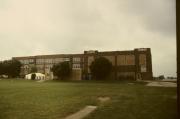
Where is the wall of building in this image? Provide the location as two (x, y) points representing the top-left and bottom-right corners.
(71, 69), (82, 80)
(13, 48), (153, 80)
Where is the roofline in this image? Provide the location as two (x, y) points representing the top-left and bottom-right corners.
(12, 48), (151, 59)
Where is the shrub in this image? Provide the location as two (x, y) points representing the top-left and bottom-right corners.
(31, 73), (36, 80)
(159, 75), (165, 80)
(30, 66), (37, 73)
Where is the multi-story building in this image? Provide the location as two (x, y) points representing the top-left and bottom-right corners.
(13, 48), (153, 80)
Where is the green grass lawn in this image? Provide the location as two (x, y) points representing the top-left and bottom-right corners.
(0, 79), (177, 119)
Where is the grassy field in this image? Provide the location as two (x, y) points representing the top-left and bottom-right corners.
(0, 79), (177, 119)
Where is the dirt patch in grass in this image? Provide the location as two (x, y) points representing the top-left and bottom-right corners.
(37, 80), (45, 83)
(98, 97), (111, 103)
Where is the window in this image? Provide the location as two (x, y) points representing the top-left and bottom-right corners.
(126, 55), (135, 65)
(117, 55), (135, 65)
(139, 54), (147, 72)
(24, 60), (29, 64)
(73, 57), (81, 62)
(54, 58), (63, 63)
(139, 54), (146, 65)
(45, 59), (53, 64)
(63, 58), (70, 61)
(29, 59), (34, 64)
(88, 56), (94, 66)
(73, 64), (81, 69)
(36, 59), (44, 64)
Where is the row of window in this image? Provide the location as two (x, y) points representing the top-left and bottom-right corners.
(73, 57), (81, 62)
(21, 65), (53, 69)
(87, 55), (146, 66)
(20, 58), (71, 65)
(117, 55), (135, 65)
(20, 58), (82, 65)
(72, 64), (81, 69)
(19, 54), (146, 67)
(19, 59), (34, 64)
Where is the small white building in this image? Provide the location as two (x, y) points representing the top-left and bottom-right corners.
(25, 73), (46, 80)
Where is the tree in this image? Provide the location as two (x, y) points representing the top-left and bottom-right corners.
(2, 60), (10, 76)
(0, 62), (3, 75)
(30, 66), (37, 73)
(51, 61), (71, 79)
(31, 73), (36, 80)
(90, 57), (112, 79)
(10, 59), (22, 78)
(0, 59), (21, 78)
(159, 75), (165, 80)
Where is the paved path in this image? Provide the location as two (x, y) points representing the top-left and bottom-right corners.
(146, 81), (177, 87)
(64, 106), (97, 119)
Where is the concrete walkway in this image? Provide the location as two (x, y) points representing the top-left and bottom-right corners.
(64, 106), (97, 119)
(146, 81), (177, 87)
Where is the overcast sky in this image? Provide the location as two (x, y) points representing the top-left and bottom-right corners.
(0, 0), (176, 77)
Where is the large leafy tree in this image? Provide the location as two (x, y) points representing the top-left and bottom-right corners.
(0, 62), (3, 75)
(30, 66), (37, 73)
(0, 59), (21, 78)
(51, 61), (71, 79)
(10, 59), (22, 78)
(31, 73), (36, 80)
(90, 57), (112, 79)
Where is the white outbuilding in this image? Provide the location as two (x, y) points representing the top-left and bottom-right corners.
(25, 73), (46, 80)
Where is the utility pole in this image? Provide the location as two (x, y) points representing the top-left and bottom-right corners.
(44, 58), (46, 74)
(176, 0), (180, 117)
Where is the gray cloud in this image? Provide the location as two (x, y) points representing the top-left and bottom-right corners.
(122, 0), (176, 37)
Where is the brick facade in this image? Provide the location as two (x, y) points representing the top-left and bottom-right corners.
(13, 48), (153, 80)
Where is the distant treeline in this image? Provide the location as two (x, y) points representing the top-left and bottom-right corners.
(153, 75), (177, 80)
(0, 59), (21, 78)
